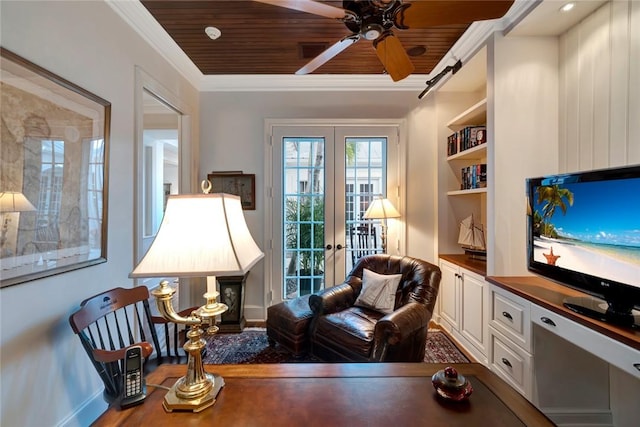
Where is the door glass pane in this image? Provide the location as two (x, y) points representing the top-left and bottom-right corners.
(283, 137), (325, 298)
(345, 137), (387, 272)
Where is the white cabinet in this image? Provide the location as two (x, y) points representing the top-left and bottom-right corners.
(460, 270), (489, 358)
(532, 304), (640, 381)
(488, 284), (533, 399)
(438, 258), (460, 331)
(438, 257), (489, 364)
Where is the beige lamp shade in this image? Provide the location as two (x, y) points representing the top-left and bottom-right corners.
(130, 193), (264, 278)
(0, 191), (37, 213)
(363, 197), (401, 220)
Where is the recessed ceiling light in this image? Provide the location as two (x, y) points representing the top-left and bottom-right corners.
(560, 3), (575, 13)
(205, 26), (221, 40)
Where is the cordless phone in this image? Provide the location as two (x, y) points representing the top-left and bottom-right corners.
(120, 345), (146, 408)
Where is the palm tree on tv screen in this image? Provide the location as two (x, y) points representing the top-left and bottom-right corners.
(536, 185), (574, 238)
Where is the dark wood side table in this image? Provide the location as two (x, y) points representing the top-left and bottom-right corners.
(92, 363), (554, 426)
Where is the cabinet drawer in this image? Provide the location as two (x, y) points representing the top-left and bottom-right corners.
(531, 304), (640, 380)
(489, 328), (532, 398)
(490, 286), (531, 352)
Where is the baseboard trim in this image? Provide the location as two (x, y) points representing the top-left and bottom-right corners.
(57, 389), (106, 427)
(542, 408), (613, 427)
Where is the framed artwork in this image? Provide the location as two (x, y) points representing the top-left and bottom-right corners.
(0, 48), (111, 288)
(219, 280), (243, 324)
(207, 172), (255, 210)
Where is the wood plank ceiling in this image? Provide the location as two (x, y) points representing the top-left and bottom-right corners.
(141, 0), (470, 76)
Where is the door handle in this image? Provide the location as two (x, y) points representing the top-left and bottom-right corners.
(502, 311), (513, 321)
(326, 244), (344, 250)
(501, 358), (512, 368)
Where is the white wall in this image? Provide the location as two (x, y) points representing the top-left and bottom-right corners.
(0, 2), (199, 426)
(405, 97), (439, 263)
(559, 0), (640, 170)
(556, 4), (640, 423)
(490, 34), (559, 276)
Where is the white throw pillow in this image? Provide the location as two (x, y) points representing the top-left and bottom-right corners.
(354, 268), (402, 314)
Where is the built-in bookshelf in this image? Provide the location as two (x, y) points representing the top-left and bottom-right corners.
(446, 98), (488, 196)
(447, 143), (486, 161)
(447, 98), (486, 128)
(447, 187), (487, 196)
(435, 46), (489, 256)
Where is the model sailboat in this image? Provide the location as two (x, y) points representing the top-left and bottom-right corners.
(458, 214), (486, 260)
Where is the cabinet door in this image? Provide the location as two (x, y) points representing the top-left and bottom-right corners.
(460, 271), (488, 358)
(438, 260), (460, 331)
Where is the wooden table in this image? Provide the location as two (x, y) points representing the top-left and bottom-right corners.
(92, 363), (553, 426)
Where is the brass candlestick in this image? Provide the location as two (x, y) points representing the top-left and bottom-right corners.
(151, 280), (227, 412)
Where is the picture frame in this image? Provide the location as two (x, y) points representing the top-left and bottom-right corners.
(0, 48), (111, 288)
(207, 172), (255, 210)
(217, 274), (248, 332)
(219, 281), (243, 324)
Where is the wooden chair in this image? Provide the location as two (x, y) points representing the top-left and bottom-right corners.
(69, 286), (196, 404)
(349, 224), (380, 265)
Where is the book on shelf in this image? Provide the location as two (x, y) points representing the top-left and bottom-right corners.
(447, 132), (458, 156)
(460, 163), (487, 190)
(448, 126), (487, 155)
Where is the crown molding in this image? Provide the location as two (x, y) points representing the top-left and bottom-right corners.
(198, 74), (431, 92)
(107, 0), (535, 93)
(106, 0), (204, 85)
(423, 0), (538, 94)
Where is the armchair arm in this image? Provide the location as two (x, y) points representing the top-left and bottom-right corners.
(92, 342), (154, 363)
(309, 283), (357, 316)
(374, 302), (431, 346)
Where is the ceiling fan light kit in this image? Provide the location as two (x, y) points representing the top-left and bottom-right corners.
(254, 0), (514, 82)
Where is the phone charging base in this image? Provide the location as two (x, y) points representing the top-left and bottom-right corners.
(120, 381), (147, 409)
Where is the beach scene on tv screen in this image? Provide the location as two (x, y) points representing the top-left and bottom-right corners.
(532, 177), (640, 287)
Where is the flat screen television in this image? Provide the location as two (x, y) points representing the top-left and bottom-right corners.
(526, 165), (640, 328)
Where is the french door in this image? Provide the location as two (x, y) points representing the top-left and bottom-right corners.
(270, 123), (401, 304)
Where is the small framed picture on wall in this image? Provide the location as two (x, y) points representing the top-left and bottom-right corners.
(207, 172), (255, 210)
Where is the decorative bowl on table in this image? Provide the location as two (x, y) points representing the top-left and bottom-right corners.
(431, 366), (473, 402)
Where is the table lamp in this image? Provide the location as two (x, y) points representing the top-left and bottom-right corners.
(363, 196), (400, 253)
(0, 191), (37, 252)
(130, 186), (263, 412)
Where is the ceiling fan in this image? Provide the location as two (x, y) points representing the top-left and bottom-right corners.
(255, 0), (514, 82)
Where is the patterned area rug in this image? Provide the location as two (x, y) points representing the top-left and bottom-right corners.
(203, 328), (469, 364)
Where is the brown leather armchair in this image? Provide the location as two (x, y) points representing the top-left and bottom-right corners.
(308, 254), (441, 362)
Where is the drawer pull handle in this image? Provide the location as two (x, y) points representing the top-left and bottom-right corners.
(634, 364), (640, 372)
(502, 311), (513, 320)
(541, 317), (557, 327)
(501, 358), (512, 368)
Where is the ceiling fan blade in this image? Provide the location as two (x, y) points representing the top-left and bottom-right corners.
(296, 35), (360, 75)
(395, 1), (515, 29)
(374, 32), (415, 82)
(254, 0), (349, 20)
